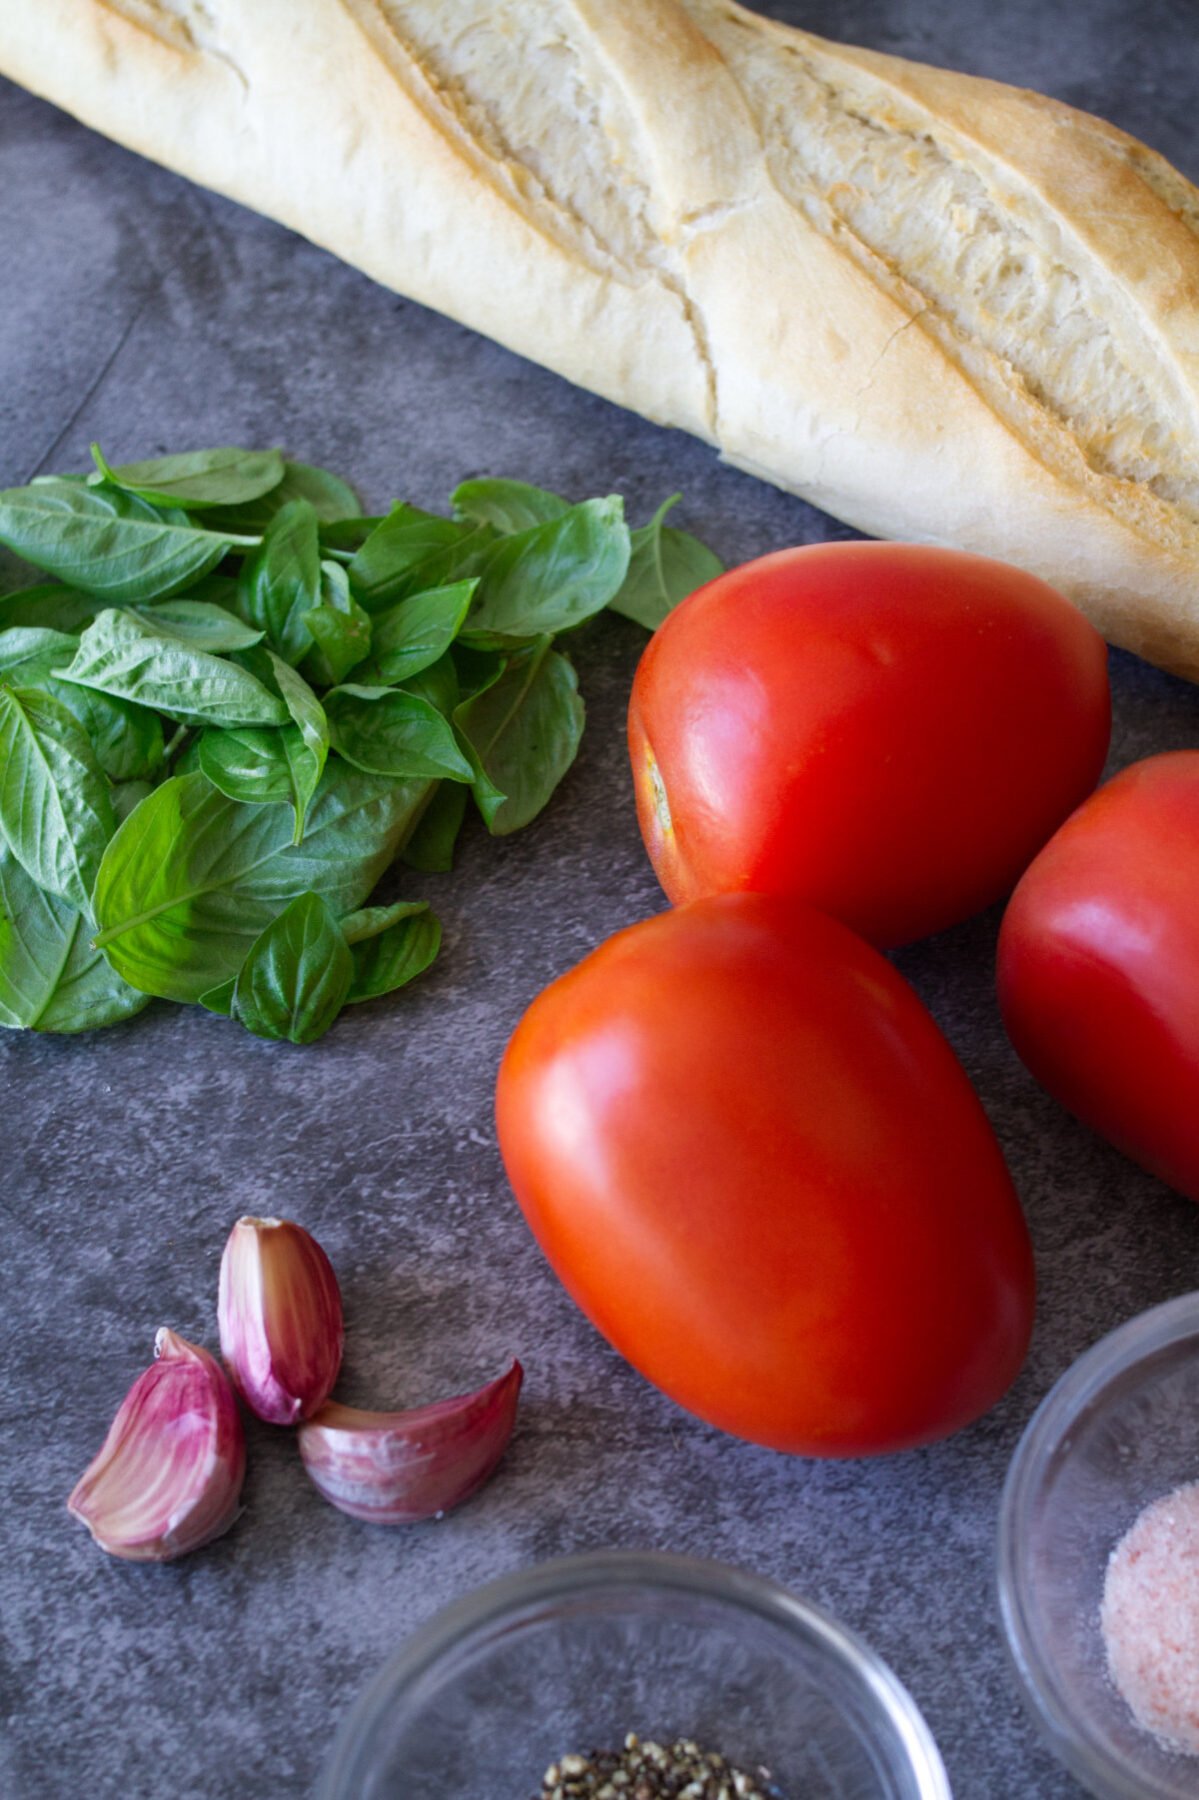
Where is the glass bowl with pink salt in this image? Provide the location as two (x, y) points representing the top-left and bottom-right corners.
(999, 1290), (1199, 1798)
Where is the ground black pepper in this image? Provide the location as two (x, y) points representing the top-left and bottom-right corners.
(534, 1732), (784, 1799)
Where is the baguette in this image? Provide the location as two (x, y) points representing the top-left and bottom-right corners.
(4, 2), (1199, 674)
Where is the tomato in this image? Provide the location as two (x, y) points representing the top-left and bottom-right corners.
(496, 893), (1034, 1455)
(628, 542), (1110, 948)
(998, 752), (1199, 1203)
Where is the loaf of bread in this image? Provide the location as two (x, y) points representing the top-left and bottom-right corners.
(4, 2), (1199, 675)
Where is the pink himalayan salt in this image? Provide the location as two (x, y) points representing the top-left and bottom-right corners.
(1102, 1480), (1199, 1756)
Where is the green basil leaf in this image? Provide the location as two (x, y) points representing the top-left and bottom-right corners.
(350, 509), (492, 614)
(198, 977), (236, 1016)
(319, 515), (388, 554)
(453, 639), (584, 835)
(353, 582), (475, 686)
(281, 733), (323, 845)
(299, 561), (373, 687)
(325, 685), (474, 782)
(0, 629), (163, 782)
(461, 498), (630, 645)
(53, 683), (164, 784)
(0, 584), (107, 632)
(610, 495), (723, 630)
(0, 545), (45, 598)
(402, 650), (461, 717)
(0, 479), (250, 602)
(92, 764), (428, 1002)
(89, 442), (285, 510)
(203, 461), (362, 536)
(232, 891), (353, 1044)
(451, 477), (570, 533)
(341, 900), (440, 1004)
(0, 627), (78, 683)
(131, 599), (266, 652)
(110, 779), (155, 824)
(232, 647), (327, 840)
(265, 651), (327, 833)
(0, 844), (148, 1032)
(179, 573), (242, 611)
(61, 609), (289, 729)
(400, 780), (467, 873)
(236, 499), (322, 665)
(0, 686), (115, 908)
(450, 644), (506, 702)
(198, 726), (297, 806)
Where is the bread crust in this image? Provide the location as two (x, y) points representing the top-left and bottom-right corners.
(5, 0), (1199, 676)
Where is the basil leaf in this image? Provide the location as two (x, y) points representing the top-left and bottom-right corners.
(236, 499), (322, 665)
(92, 764), (428, 1002)
(0, 585), (107, 633)
(231, 647), (327, 840)
(400, 780), (467, 873)
(350, 510), (492, 613)
(198, 726), (298, 806)
(89, 442), (285, 510)
(180, 573), (242, 611)
(0, 480), (250, 602)
(61, 609), (289, 729)
(53, 684), (164, 784)
(232, 891), (353, 1044)
(453, 639), (584, 835)
(131, 599), (266, 652)
(403, 650), (461, 717)
(198, 977), (236, 1016)
(353, 582), (475, 686)
(0, 545), (44, 598)
(264, 651), (327, 838)
(0, 844), (148, 1032)
(610, 495), (723, 630)
(461, 498), (630, 645)
(0, 628), (163, 782)
(319, 515), (387, 555)
(0, 686), (115, 908)
(299, 561), (373, 688)
(452, 477), (570, 533)
(0, 627), (78, 683)
(325, 685), (474, 782)
(341, 900), (441, 1004)
(451, 644), (505, 702)
(203, 461), (361, 536)
(111, 779), (155, 824)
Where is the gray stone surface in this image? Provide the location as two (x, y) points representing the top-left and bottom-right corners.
(2, 4), (1199, 1795)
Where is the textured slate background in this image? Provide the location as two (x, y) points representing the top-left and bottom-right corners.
(3, 3), (1199, 1796)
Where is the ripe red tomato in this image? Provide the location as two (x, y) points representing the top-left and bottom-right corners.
(998, 752), (1199, 1202)
(628, 542), (1110, 947)
(496, 893), (1034, 1455)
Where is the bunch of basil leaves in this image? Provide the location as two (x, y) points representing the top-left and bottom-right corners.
(0, 445), (720, 1042)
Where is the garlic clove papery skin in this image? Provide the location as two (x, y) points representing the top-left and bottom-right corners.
(68, 1328), (246, 1563)
(297, 1359), (523, 1524)
(218, 1215), (344, 1426)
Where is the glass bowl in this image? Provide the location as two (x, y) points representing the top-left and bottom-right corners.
(998, 1291), (1199, 1798)
(318, 1549), (950, 1799)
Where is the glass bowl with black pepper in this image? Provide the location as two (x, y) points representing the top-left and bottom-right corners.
(317, 1549), (950, 1800)
(998, 1290), (1199, 1799)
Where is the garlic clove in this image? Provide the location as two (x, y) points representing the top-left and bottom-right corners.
(297, 1359), (523, 1524)
(218, 1215), (344, 1426)
(68, 1328), (246, 1563)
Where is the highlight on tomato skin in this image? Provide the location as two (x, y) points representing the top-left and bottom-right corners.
(997, 751), (1199, 1204)
(496, 891), (1035, 1458)
(628, 541), (1111, 949)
